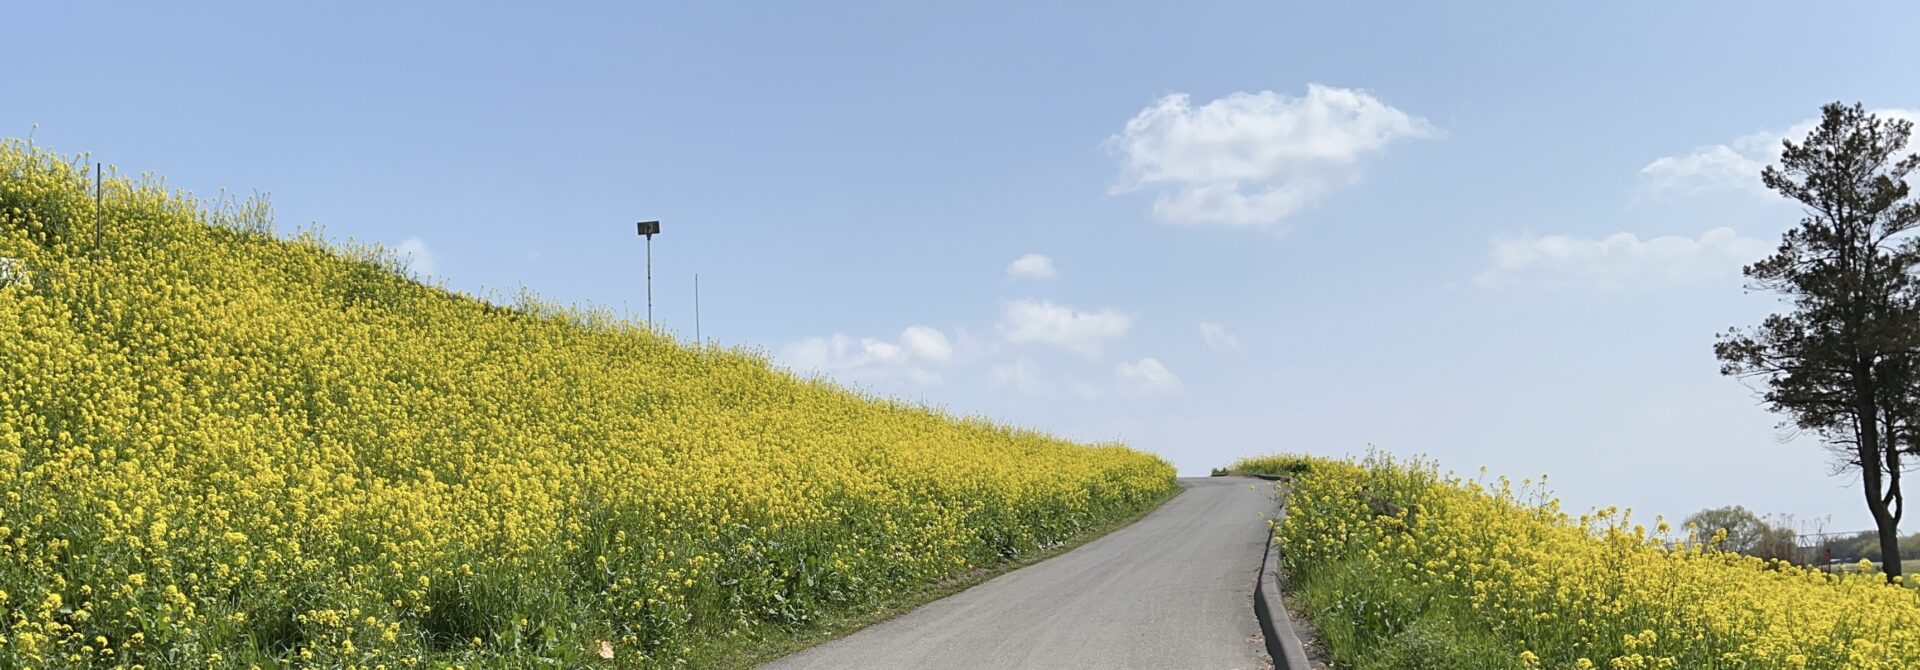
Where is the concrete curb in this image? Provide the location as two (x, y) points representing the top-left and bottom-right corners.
(1255, 524), (1313, 669)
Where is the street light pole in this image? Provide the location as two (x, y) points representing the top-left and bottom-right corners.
(636, 221), (661, 328)
(646, 235), (652, 326)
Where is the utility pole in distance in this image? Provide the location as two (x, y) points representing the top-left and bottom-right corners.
(636, 220), (660, 328)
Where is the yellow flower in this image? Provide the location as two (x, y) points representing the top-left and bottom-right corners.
(1263, 451), (1920, 668)
(0, 140), (1177, 666)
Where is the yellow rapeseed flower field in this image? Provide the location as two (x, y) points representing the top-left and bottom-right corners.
(0, 142), (1176, 668)
(1235, 453), (1920, 669)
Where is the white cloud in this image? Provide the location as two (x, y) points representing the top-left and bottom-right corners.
(1473, 227), (1770, 288)
(1639, 144), (1770, 197)
(989, 357), (1054, 397)
(988, 357), (1138, 400)
(780, 325), (954, 385)
(1198, 322), (1241, 353)
(1106, 84), (1439, 228)
(898, 325), (954, 362)
(1640, 109), (1920, 198)
(394, 236), (437, 277)
(1007, 253), (1057, 279)
(1115, 357), (1184, 395)
(997, 299), (1133, 358)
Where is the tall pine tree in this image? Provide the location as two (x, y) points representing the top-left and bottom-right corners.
(1716, 103), (1920, 582)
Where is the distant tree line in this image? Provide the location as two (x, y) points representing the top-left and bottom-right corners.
(1681, 506), (1799, 562)
(1683, 505), (1920, 565)
(1820, 529), (1920, 564)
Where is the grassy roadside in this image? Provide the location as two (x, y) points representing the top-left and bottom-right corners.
(703, 483), (1186, 669)
(1243, 453), (1920, 668)
(1218, 455), (1313, 479)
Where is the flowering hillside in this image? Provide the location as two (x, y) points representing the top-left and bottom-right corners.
(0, 142), (1176, 667)
(1246, 453), (1920, 669)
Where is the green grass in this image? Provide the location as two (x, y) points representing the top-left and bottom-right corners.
(1827, 559), (1920, 588)
(1219, 453), (1316, 478)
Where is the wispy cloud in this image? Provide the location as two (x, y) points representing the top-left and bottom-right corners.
(1640, 108), (1920, 198)
(997, 299), (1133, 359)
(1006, 253), (1057, 279)
(990, 355), (1182, 399)
(394, 236), (437, 277)
(1474, 227), (1769, 288)
(1114, 357), (1183, 395)
(1198, 322), (1241, 353)
(780, 325), (955, 385)
(989, 356), (1055, 397)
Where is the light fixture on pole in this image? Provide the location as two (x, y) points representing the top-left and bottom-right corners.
(636, 220), (660, 327)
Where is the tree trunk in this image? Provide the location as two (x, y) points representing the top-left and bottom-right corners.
(1855, 366), (1903, 583)
(1857, 439), (1902, 583)
(1881, 417), (1905, 583)
(1874, 507), (1904, 582)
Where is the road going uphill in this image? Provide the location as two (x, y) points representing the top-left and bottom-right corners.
(763, 477), (1276, 670)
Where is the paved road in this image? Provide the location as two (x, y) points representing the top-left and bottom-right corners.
(763, 477), (1276, 670)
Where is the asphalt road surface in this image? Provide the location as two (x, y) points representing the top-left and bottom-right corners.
(763, 477), (1276, 670)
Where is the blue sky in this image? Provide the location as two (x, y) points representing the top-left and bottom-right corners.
(12, 1), (1920, 531)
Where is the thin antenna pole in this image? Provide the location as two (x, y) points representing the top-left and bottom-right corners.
(694, 273), (701, 347)
(94, 163), (103, 259)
